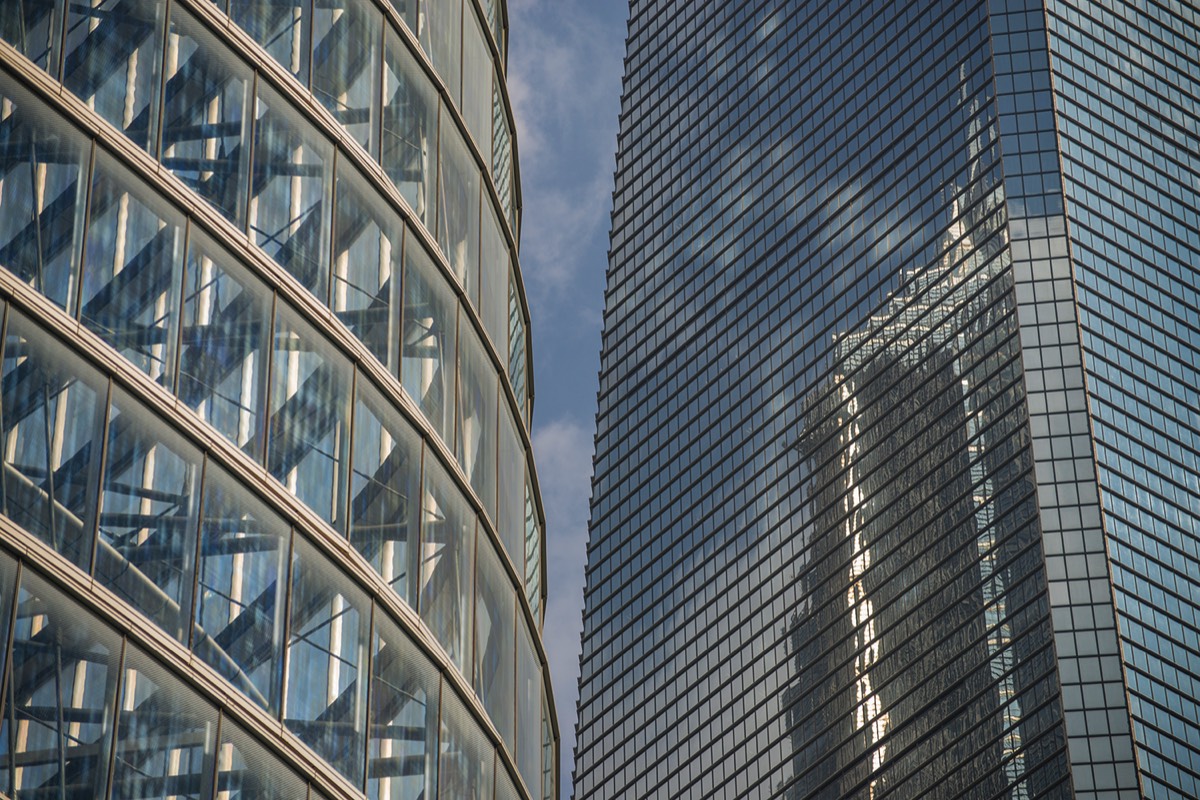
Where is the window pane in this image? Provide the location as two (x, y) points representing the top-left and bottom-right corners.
(193, 465), (289, 713)
(491, 80), (513, 230)
(0, 0), (64, 71)
(0, 81), (89, 312)
(479, 204), (509, 351)
(368, 613), (439, 800)
(1, 310), (104, 569)
(401, 241), (456, 443)
(474, 537), (514, 750)
(0, 571), (119, 799)
(419, 455), (474, 673)
(111, 646), (218, 799)
(516, 618), (540, 795)
(96, 389), (201, 643)
(216, 718), (308, 799)
(161, 7), (251, 226)
(285, 537), (368, 783)
(312, 0), (380, 156)
(267, 305), (350, 528)
(82, 153), (185, 388)
(457, 322), (496, 518)
(62, 0), (163, 152)
(229, 0), (309, 82)
(461, 9), (491, 155)
(426, 0), (461, 104)
(437, 115), (480, 303)
(495, 767), (520, 800)
(250, 86), (333, 300)
(351, 381), (422, 606)
(333, 166), (403, 371)
(506, 276), (526, 424)
(438, 689), (492, 800)
(523, 479), (540, 619)
(496, 405), (523, 572)
(179, 231), (271, 459)
(382, 31), (437, 228)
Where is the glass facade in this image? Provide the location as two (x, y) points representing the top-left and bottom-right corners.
(579, 1), (1199, 799)
(0, 0), (557, 799)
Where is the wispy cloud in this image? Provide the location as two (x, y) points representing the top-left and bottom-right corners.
(508, 0), (625, 304)
(533, 416), (596, 795)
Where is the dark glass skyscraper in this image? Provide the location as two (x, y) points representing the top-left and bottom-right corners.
(0, 1), (556, 799)
(577, 1), (1200, 798)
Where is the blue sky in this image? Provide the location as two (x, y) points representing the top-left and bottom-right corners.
(507, 0), (628, 794)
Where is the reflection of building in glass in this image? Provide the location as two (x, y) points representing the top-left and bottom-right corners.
(577, 0), (1200, 798)
(788, 182), (1043, 798)
(0, 0), (555, 799)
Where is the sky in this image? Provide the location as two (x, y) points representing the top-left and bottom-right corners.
(506, 0), (628, 795)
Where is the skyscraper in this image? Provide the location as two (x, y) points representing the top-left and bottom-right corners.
(577, 1), (1200, 798)
(0, 0), (555, 798)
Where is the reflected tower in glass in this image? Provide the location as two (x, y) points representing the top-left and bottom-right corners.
(0, 1), (557, 799)
(577, 1), (1200, 798)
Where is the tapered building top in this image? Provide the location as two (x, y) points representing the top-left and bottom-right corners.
(577, 1), (1200, 798)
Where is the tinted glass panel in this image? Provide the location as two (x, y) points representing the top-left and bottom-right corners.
(285, 537), (368, 783)
(1, 310), (104, 568)
(82, 153), (185, 388)
(179, 232), (271, 459)
(161, 8), (251, 226)
(350, 381), (422, 605)
(97, 389), (201, 643)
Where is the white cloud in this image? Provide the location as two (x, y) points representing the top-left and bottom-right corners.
(532, 416), (595, 796)
(508, 1), (625, 305)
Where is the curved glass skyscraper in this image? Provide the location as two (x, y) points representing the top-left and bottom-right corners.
(0, 0), (555, 798)
(577, 1), (1200, 798)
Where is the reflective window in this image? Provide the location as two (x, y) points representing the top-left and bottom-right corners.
(474, 537), (514, 750)
(62, 0), (163, 152)
(516, 618), (541, 795)
(438, 689), (493, 800)
(82, 153), (186, 387)
(0, 310), (105, 569)
(351, 380), (423, 605)
(333, 166), (404, 371)
(250, 86), (333, 300)
(457, 322), (497, 518)
(0, 84), (89, 312)
(368, 612), (440, 800)
(0, 571), (120, 798)
(217, 718), (310, 799)
(437, 109), (480, 303)
(161, 8), (251, 227)
(426, 0), (462, 105)
(461, 8), (492, 154)
(479, 203), (509, 350)
(401, 241), (457, 443)
(229, 0), (309, 82)
(497, 405), (524, 570)
(268, 305), (351, 528)
(506, 276), (527, 423)
(97, 389), (201, 643)
(193, 464), (290, 713)
(419, 455), (474, 673)
(312, 0), (380, 157)
(523, 480), (540, 619)
(179, 231), (272, 459)
(286, 536), (369, 783)
(382, 29), (438, 228)
(111, 646), (218, 798)
(491, 81), (514, 229)
(1, 0), (63, 71)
